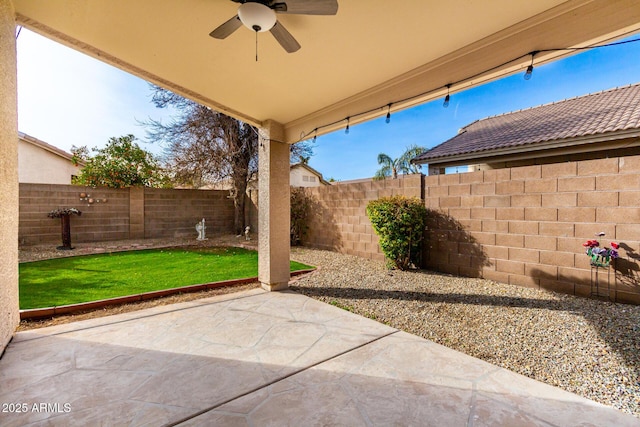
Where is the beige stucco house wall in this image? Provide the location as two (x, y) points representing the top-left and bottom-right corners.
(18, 132), (81, 184)
(211, 163), (329, 190)
(289, 163), (330, 187)
(0, 0), (19, 354)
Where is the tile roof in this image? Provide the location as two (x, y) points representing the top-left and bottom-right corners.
(413, 83), (640, 163)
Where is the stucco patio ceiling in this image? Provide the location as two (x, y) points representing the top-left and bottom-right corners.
(13, 0), (640, 143)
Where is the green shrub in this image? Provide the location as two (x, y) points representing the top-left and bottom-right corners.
(290, 187), (311, 245)
(366, 195), (427, 270)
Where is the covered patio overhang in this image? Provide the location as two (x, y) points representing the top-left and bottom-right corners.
(2, 0), (640, 350)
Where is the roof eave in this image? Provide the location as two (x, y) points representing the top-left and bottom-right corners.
(18, 131), (85, 166)
(413, 128), (640, 166)
(291, 162), (330, 184)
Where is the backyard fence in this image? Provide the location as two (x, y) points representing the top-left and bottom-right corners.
(300, 156), (640, 304)
(19, 184), (235, 245)
(19, 154), (640, 304)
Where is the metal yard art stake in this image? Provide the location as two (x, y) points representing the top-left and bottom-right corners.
(583, 232), (619, 300)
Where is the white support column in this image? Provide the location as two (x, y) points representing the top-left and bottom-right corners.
(258, 120), (290, 291)
(0, 0), (20, 351)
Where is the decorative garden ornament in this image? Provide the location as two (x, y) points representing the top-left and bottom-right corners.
(47, 208), (82, 250)
(196, 218), (207, 241)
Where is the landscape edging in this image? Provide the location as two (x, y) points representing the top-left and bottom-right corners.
(19, 268), (316, 320)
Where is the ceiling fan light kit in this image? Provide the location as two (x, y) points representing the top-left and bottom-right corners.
(238, 2), (277, 32)
(210, 0), (339, 54)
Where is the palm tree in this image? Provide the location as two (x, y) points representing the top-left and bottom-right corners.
(374, 153), (401, 180)
(374, 145), (425, 180)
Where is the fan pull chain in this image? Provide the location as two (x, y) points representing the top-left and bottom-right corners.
(255, 31), (258, 62)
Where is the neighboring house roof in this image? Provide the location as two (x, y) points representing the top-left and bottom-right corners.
(290, 162), (331, 185)
(18, 131), (82, 164)
(413, 83), (640, 165)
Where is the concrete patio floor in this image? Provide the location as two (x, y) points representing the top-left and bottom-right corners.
(1, 289), (638, 426)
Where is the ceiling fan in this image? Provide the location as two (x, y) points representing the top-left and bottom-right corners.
(209, 0), (339, 53)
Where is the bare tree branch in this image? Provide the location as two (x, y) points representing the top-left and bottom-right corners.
(142, 85), (314, 233)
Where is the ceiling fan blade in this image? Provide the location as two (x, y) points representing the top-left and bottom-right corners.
(270, 21), (301, 53)
(276, 0), (338, 15)
(209, 15), (242, 39)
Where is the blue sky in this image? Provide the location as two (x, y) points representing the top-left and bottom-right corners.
(17, 28), (640, 181)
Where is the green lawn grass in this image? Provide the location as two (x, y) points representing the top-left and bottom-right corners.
(19, 246), (313, 309)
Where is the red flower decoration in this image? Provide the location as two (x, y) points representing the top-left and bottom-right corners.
(610, 242), (619, 249)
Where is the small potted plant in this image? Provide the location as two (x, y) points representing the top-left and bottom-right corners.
(48, 208), (82, 250)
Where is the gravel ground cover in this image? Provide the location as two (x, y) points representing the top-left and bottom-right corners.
(290, 247), (640, 419)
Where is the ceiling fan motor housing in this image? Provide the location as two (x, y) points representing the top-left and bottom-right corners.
(211, 0), (338, 53)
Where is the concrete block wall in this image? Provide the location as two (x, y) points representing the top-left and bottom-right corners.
(423, 156), (640, 304)
(19, 184), (130, 245)
(303, 174), (423, 260)
(144, 188), (234, 238)
(19, 184), (235, 244)
(17, 156), (640, 304)
(129, 187), (145, 239)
